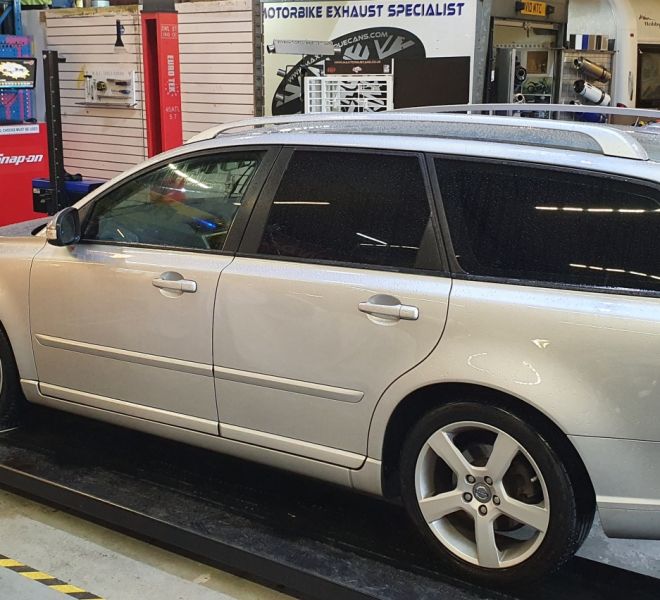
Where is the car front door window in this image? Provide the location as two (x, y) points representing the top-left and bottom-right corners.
(83, 152), (263, 251)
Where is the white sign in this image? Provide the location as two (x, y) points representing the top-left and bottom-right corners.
(632, 0), (660, 42)
(273, 39), (337, 55)
(263, 0), (477, 115)
(0, 124), (39, 136)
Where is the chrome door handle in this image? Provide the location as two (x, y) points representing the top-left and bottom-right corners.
(152, 277), (197, 293)
(358, 301), (419, 321)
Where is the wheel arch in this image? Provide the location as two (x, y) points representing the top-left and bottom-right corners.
(378, 382), (596, 522)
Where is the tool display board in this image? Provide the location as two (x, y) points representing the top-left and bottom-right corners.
(81, 69), (137, 107)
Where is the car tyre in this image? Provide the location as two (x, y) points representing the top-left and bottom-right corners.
(400, 401), (585, 586)
(0, 327), (28, 428)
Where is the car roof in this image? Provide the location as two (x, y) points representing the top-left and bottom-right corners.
(186, 108), (660, 163)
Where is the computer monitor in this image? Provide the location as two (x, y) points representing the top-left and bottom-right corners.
(0, 58), (37, 90)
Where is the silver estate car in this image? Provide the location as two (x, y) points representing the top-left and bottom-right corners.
(0, 109), (658, 585)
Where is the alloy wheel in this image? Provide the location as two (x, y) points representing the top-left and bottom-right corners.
(414, 420), (550, 569)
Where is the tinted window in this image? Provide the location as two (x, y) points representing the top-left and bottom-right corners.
(257, 150), (438, 271)
(435, 159), (660, 292)
(84, 152), (262, 251)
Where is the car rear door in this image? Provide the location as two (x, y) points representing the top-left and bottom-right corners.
(30, 147), (276, 432)
(212, 147), (452, 463)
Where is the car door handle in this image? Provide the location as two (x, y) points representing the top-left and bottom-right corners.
(358, 300), (419, 321)
(152, 276), (197, 293)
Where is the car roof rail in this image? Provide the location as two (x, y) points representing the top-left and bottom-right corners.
(186, 105), (658, 161)
(395, 103), (660, 120)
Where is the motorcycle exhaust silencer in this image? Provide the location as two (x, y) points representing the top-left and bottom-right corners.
(574, 57), (612, 83)
(574, 80), (611, 106)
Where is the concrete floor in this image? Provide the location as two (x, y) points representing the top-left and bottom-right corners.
(0, 490), (293, 600)
(578, 516), (660, 577)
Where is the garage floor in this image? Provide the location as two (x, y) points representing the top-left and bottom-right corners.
(0, 491), (292, 600)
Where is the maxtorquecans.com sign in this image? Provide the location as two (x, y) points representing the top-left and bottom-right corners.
(262, 0), (477, 115)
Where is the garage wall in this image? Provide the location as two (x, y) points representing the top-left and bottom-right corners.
(176, 0), (256, 140)
(44, 1), (257, 180)
(45, 9), (148, 180)
(567, 0), (616, 39)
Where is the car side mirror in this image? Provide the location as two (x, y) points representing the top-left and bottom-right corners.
(46, 207), (81, 247)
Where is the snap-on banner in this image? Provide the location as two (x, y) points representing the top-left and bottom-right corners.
(0, 123), (49, 226)
(262, 0), (477, 115)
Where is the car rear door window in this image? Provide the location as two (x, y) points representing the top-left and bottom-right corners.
(83, 152), (263, 251)
(256, 150), (440, 271)
(435, 158), (660, 293)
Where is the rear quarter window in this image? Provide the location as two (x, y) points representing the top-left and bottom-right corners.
(434, 158), (660, 293)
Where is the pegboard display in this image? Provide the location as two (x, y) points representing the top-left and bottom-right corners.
(0, 35), (34, 122)
(559, 49), (614, 105)
(81, 70), (137, 108)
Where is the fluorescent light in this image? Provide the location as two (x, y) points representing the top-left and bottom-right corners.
(167, 163), (210, 189)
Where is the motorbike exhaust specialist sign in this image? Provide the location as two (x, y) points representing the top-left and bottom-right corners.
(262, 0), (477, 115)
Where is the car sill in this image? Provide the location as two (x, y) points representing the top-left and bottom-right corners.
(220, 422), (365, 469)
(20, 381), (368, 476)
(38, 382), (219, 435)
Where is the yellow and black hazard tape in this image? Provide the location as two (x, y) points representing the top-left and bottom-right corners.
(0, 554), (105, 599)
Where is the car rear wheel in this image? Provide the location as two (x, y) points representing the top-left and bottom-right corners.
(0, 327), (27, 428)
(400, 401), (587, 585)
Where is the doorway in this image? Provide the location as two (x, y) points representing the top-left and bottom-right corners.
(637, 45), (660, 109)
(488, 19), (561, 104)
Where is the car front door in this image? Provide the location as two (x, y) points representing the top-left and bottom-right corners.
(30, 148), (274, 432)
(212, 147), (452, 464)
